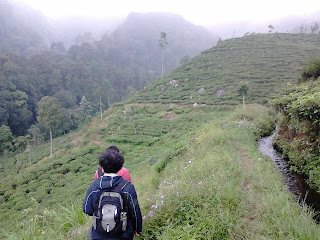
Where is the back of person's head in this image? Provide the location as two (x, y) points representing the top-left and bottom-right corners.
(99, 150), (124, 173)
(106, 145), (119, 153)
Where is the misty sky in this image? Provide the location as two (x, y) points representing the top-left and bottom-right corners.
(17, 0), (320, 25)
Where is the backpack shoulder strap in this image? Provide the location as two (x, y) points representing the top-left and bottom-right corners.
(113, 178), (130, 211)
(97, 167), (103, 177)
(113, 178), (130, 192)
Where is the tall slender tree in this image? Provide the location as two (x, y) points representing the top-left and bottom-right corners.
(95, 88), (104, 121)
(237, 81), (249, 108)
(37, 96), (62, 158)
(159, 32), (168, 79)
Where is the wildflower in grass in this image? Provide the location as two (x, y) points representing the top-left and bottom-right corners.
(148, 211), (153, 217)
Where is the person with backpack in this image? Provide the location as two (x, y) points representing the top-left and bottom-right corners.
(94, 146), (132, 183)
(83, 150), (142, 239)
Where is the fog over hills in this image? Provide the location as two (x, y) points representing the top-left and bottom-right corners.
(207, 11), (320, 40)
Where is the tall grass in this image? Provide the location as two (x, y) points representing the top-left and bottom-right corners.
(137, 105), (320, 239)
(0, 201), (90, 240)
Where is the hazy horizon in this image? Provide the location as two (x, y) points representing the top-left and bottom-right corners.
(16, 0), (320, 26)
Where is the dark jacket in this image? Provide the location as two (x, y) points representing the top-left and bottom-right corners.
(83, 174), (143, 240)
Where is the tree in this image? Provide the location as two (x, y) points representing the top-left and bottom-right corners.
(159, 32), (168, 79)
(50, 42), (66, 54)
(94, 88), (104, 121)
(78, 96), (93, 123)
(55, 108), (77, 135)
(28, 124), (44, 146)
(0, 125), (13, 154)
(104, 78), (114, 108)
(7, 90), (33, 136)
(53, 90), (77, 109)
(237, 81), (249, 108)
(268, 25), (274, 33)
(13, 136), (26, 153)
(25, 134), (32, 167)
(311, 23), (319, 34)
(37, 96), (62, 158)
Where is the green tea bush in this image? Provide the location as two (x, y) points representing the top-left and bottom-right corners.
(272, 79), (320, 191)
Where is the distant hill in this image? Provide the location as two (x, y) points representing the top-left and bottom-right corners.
(0, 0), (51, 55)
(49, 16), (124, 49)
(129, 33), (320, 105)
(98, 12), (218, 86)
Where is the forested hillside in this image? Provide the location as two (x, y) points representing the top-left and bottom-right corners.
(130, 33), (320, 105)
(0, 2), (216, 139)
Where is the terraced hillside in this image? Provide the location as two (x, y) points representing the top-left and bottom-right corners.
(130, 33), (320, 105)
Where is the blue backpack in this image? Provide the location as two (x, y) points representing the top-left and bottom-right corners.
(92, 179), (129, 236)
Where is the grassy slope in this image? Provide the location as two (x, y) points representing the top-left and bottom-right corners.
(130, 33), (320, 105)
(139, 105), (320, 239)
(0, 104), (224, 238)
(1, 104), (320, 239)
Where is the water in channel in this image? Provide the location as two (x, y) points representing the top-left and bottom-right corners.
(258, 131), (320, 223)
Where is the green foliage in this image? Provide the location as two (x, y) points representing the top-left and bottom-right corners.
(237, 82), (249, 96)
(37, 96), (62, 130)
(300, 57), (320, 82)
(272, 77), (320, 191)
(0, 125), (13, 153)
(78, 96), (94, 122)
(229, 104), (275, 137)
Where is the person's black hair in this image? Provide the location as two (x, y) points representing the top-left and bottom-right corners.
(99, 150), (124, 173)
(106, 145), (119, 153)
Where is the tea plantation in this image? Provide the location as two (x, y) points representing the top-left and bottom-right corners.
(130, 33), (320, 105)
